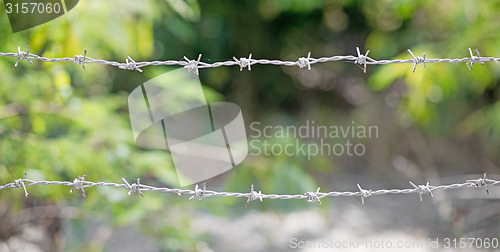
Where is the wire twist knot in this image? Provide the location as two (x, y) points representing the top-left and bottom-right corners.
(246, 184), (263, 208)
(467, 173), (489, 195)
(74, 49), (87, 70)
(298, 52), (312, 70)
(233, 54), (252, 71)
(354, 47), (370, 73)
(122, 178), (144, 197)
(409, 181), (433, 202)
(184, 54), (202, 75)
(305, 187), (322, 204)
(190, 182), (206, 201)
(70, 175), (87, 197)
(14, 173), (28, 197)
(15, 46), (33, 67)
(467, 48), (484, 71)
(119, 56), (143, 72)
(357, 184), (372, 205)
(407, 49), (426, 73)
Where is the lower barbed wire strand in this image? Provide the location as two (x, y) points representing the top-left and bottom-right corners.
(0, 175), (498, 204)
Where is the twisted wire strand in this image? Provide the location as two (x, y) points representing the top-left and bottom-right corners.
(2, 46), (500, 74)
(0, 173), (498, 205)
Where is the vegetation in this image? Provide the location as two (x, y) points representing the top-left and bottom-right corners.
(0, 0), (499, 250)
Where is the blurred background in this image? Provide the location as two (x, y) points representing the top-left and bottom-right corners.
(1, 0), (500, 251)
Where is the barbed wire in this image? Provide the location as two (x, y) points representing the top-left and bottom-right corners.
(0, 173), (498, 207)
(1, 47), (499, 205)
(1, 46), (499, 74)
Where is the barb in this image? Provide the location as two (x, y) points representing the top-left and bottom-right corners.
(467, 172), (490, 195)
(70, 175), (87, 198)
(246, 184), (262, 208)
(467, 48), (484, 71)
(189, 182), (206, 201)
(409, 181), (433, 201)
(357, 184), (371, 205)
(298, 52), (312, 70)
(15, 46), (33, 67)
(233, 54), (252, 71)
(2, 46), (500, 73)
(122, 178), (144, 197)
(407, 49), (426, 73)
(183, 54), (202, 75)
(14, 172), (28, 197)
(0, 174), (499, 205)
(119, 56), (143, 72)
(305, 187), (322, 204)
(74, 49), (87, 70)
(354, 47), (372, 73)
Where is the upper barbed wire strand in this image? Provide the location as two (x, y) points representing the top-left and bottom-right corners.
(2, 47), (500, 73)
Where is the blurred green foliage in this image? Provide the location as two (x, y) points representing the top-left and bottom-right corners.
(0, 0), (500, 250)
